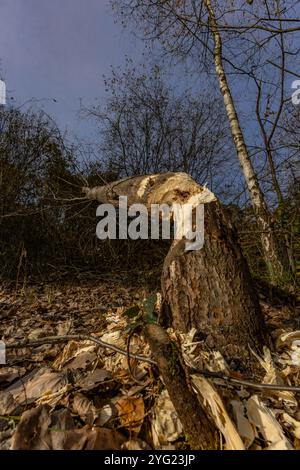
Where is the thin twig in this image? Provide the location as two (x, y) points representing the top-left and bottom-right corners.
(6, 334), (156, 365)
(5, 334), (300, 393)
(190, 369), (300, 393)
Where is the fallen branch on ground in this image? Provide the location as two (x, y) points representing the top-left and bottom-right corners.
(6, 334), (156, 365)
(5, 334), (300, 393)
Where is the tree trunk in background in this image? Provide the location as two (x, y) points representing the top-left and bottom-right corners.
(161, 201), (271, 373)
(84, 172), (271, 372)
(203, 0), (290, 286)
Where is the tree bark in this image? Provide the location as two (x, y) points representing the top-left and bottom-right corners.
(203, 0), (290, 286)
(144, 323), (218, 450)
(84, 172), (271, 372)
(161, 200), (271, 373)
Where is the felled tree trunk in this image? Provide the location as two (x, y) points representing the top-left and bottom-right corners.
(82, 172), (216, 207)
(83, 172), (271, 371)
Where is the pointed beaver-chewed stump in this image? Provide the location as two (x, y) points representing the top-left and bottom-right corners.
(161, 201), (271, 373)
(83, 173), (271, 373)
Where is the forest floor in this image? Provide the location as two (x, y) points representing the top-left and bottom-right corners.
(0, 276), (299, 450)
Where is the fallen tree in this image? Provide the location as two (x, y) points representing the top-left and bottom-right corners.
(83, 172), (270, 362)
(83, 172), (272, 447)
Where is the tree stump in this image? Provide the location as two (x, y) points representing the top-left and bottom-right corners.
(83, 172), (271, 371)
(161, 200), (271, 372)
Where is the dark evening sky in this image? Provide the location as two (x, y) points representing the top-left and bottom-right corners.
(0, 0), (142, 139)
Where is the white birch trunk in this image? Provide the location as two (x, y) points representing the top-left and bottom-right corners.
(203, 0), (289, 284)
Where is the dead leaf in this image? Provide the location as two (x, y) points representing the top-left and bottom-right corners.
(72, 393), (99, 424)
(281, 413), (300, 439)
(100, 330), (126, 349)
(56, 319), (73, 336)
(0, 429), (13, 450)
(95, 403), (115, 427)
(62, 426), (126, 450)
(65, 351), (98, 371)
(0, 368), (67, 415)
(76, 369), (112, 392)
(276, 331), (300, 350)
(11, 405), (52, 450)
(250, 347), (297, 407)
(52, 341), (97, 370)
(116, 396), (145, 435)
(122, 438), (151, 450)
(50, 408), (75, 450)
(28, 328), (47, 341)
(0, 367), (26, 386)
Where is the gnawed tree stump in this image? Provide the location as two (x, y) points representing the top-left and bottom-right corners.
(82, 172), (216, 206)
(83, 172), (271, 372)
(161, 201), (271, 372)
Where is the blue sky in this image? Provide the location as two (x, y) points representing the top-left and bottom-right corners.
(0, 0), (142, 139)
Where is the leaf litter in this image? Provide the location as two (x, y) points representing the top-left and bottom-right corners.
(0, 281), (299, 450)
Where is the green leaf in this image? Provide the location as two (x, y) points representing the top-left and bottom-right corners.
(143, 294), (157, 323)
(123, 305), (140, 319)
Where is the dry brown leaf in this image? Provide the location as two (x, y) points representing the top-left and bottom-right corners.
(0, 429), (13, 450)
(95, 403), (115, 427)
(56, 319), (73, 336)
(52, 341), (97, 370)
(50, 408), (75, 450)
(293, 438), (300, 450)
(11, 405), (52, 450)
(116, 396), (145, 436)
(62, 426), (126, 450)
(100, 330), (126, 349)
(0, 368), (67, 415)
(281, 413), (300, 439)
(250, 347), (297, 407)
(10, 404), (126, 450)
(0, 367), (26, 386)
(36, 384), (72, 407)
(76, 368), (112, 392)
(122, 438), (151, 450)
(28, 328), (49, 341)
(72, 393), (99, 424)
(276, 331), (300, 350)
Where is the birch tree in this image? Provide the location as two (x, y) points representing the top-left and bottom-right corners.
(111, 0), (300, 285)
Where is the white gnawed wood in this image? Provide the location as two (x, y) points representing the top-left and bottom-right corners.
(246, 395), (293, 450)
(231, 400), (256, 449)
(192, 375), (245, 450)
(82, 172), (216, 208)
